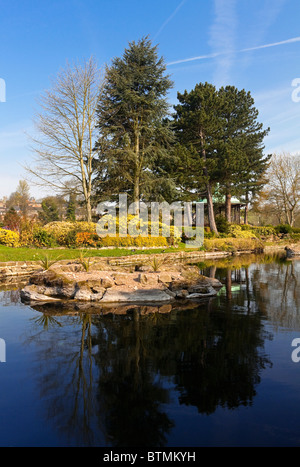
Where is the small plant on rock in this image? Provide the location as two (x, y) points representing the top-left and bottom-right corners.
(78, 251), (92, 272)
(39, 253), (62, 270)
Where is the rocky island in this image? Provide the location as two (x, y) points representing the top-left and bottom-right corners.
(20, 256), (223, 307)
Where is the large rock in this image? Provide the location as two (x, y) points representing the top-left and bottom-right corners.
(21, 285), (61, 302)
(113, 273), (128, 286)
(100, 288), (173, 303)
(158, 272), (172, 284)
(202, 277), (223, 287)
(285, 246), (300, 257)
(137, 273), (158, 285)
(74, 286), (105, 301)
(186, 286), (218, 299)
(100, 276), (115, 288)
(20, 264), (222, 306)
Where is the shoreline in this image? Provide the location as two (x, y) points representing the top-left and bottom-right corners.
(0, 242), (298, 310)
(0, 242), (298, 279)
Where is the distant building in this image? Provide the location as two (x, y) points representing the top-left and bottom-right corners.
(198, 195), (246, 224)
(0, 199), (6, 220)
(0, 198), (42, 222)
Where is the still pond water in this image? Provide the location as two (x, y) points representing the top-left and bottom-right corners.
(0, 254), (299, 447)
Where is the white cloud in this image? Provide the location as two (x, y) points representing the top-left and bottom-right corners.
(208, 0), (238, 86)
(242, 0), (287, 50)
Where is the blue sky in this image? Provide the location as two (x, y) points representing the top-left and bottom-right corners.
(0, 0), (300, 199)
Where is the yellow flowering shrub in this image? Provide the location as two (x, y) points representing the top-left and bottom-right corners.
(203, 237), (263, 252)
(0, 229), (20, 247)
(98, 234), (168, 248)
(43, 216), (180, 248)
(97, 215), (181, 245)
(44, 221), (96, 245)
(227, 225), (256, 238)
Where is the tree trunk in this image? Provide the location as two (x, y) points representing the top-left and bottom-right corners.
(86, 197), (92, 223)
(206, 182), (218, 234)
(133, 126), (140, 214)
(225, 191), (231, 223)
(133, 174), (140, 215)
(244, 191), (249, 225)
(244, 203), (248, 225)
(200, 129), (218, 235)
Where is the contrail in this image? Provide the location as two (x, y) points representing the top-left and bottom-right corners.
(153, 0), (187, 40)
(167, 35), (300, 66)
(241, 36), (300, 52)
(167, 52), (221, 66)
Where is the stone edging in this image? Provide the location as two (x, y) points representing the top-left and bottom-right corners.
(0, 248), (262, 279)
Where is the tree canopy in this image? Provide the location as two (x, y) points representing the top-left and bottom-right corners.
(94, 36), (174, 206)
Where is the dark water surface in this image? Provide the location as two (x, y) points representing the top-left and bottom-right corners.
(0, 254), (299, 447)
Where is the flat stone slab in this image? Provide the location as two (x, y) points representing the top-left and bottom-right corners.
(100, 288), (172, 303)
(21, 286), (61, 302)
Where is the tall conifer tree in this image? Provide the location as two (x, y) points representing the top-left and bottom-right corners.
(94, 37), (174, 206)
(173, 82), (222, 234)
(216, 86), (270, 222)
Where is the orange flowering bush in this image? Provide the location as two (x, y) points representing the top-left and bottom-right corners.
(75, 231), (97, 247)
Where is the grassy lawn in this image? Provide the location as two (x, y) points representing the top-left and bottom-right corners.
(0, 236), (293, 263)
(0, 244), (191, 262)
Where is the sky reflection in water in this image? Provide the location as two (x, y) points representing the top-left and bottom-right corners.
(0, 254), (299, 447)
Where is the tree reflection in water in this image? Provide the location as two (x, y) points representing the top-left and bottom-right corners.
(23, 269), (273, 447)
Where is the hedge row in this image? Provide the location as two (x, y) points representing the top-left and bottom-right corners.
(0, 220), (176, 249)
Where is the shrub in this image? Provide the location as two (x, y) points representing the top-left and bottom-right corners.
(275, 224), (293, 234)
(252, 225), (277, 237)
(240, 224), (253, 231)
(98, 234), (168, 248)
(19, 229), (35, 246)
(44, 221), (96, 245)
(215, 215), (230, 234)
(75, 231), (97, 247)
(42, 218), (179, 248)
(33, 229), (57, 247)
(43, 221), (75, 244)
(227, 224), (256, 238)
(63, 229), (78, 248)
(0, 229), (19, 247)
(203, 237), (263, 252)
(97, 214), (181, 246)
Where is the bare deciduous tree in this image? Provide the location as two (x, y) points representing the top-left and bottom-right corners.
(25, 57), (104, 222)
(6, 179), (31, 216)
(266, 152), (300, 226)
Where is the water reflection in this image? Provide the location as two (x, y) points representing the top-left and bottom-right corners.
(1, 254), (299, 447)
(22, 303), (270, 445)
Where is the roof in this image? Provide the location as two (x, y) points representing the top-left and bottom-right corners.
(198, 195), (246, 206)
